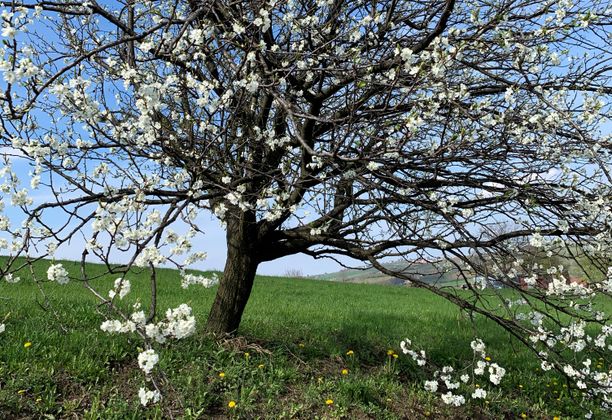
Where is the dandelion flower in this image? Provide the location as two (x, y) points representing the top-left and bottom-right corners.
(341, 369), (348, 375)
(346, 350), (354, 356)
(521, 413), (527, 419)
(228, 400), (236, 408)
(392, 353), (399, 359)
(24, 342), (32, 348)
(325, 399), (333, 405)
(258, 364), (265, 369)
(387, 349), (394, 356)
(244, 352), (250, 358)
(485, 356), (491, 361)
(218, 372), (225, 378)
(553, 417), (560, 420)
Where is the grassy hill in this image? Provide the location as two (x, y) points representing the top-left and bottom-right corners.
(0, 258), (608, 418)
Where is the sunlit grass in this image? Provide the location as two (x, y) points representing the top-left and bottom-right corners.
(0, 258), (608, 418)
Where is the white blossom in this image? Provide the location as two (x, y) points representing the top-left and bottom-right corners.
(424, 380), (438, 392)
(47, 264), (69, 285)
(138, 387), (161, 406)
(471, 388), (487, 399)
(4, 273), (20, 283)
(488, 363), (506, 385)
(180, 273), (218, 289)
(1, 26), (16, 39)
(137, 349), (159, 375)
(441, 392), (465, 406)
(108, 278), (131, 300)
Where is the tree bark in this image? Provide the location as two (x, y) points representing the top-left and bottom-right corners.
(206, 211), (258, 335)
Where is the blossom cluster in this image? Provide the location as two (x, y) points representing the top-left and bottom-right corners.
(145, 304), (196, 342)
(400, 338), (426, 366)
(100, 303), (196, 406)
(401, 337), (506, 407)
(100, 303), (196, 343)
(138, 387), (161, 406)
(47, 264), (69, 285)
(108, 278), (131, 300)
(180, 272), (218, 289)
(137, 349), (159, 375)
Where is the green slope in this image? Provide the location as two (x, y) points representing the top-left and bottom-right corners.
(0, 258), (608, 418)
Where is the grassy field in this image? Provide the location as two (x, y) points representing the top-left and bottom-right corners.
(0, 259), (608, 419)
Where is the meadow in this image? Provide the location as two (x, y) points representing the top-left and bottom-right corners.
(0, 259), (608, 419)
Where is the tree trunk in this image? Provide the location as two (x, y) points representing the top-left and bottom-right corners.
(206, 213), (258, 335)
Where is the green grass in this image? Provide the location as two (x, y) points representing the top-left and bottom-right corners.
(0, 258), (608, 419)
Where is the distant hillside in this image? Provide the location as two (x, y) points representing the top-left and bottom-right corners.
(311, 259), (461, 286)
(311, 250), (607, 287)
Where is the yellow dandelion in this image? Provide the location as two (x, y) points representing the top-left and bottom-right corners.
(553, 417), (560, 420)
(392, 353), (398, 359)
(258, 364), (265, 369)
(298, 342), (305, 348)
(228, 400), (236, 408)
(244, 352), (250, 358)
(17, 390), (26, 395)
(218, 372), (225, 378)
(521, 413), (527, 419)
(518, 384), (523, 389)
(387, 349), (394, 356)
(485, 356), (491, 361)
(346, 350), (354, 356)
(341, 369), (348, 375)
(325, 399), (334, 405)
(425, 411), (431, 417)
(24, 342), (32, 348)
(35, 397), (42, 403)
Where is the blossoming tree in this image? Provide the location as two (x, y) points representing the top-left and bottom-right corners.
(0, 0), (611, 408)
